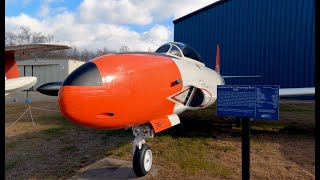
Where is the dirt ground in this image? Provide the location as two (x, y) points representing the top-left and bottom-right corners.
(5, 100), (315, 180)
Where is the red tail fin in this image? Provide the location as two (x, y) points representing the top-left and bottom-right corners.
(215, 44), (220, 74)
(5, 52), (20, 79)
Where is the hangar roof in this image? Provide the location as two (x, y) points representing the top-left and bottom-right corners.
(173, 0), (230, 24)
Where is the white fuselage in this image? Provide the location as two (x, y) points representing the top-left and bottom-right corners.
(168, 57), (225, 114)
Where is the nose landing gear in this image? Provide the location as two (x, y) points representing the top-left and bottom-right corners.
(132, 125), (154, 177)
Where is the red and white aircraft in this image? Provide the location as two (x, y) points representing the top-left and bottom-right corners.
(5, 43), (71, 96)
(37, 42), (315, 177)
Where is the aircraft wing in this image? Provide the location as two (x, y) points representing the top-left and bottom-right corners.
(221, 76), (262, 79)
(279, 87), (315, 97)
(5, 43), (70, 95)
(5, 76), (37, 93)
(5, 43), (71, 55)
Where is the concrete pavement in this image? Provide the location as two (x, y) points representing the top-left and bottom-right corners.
(69, 157), (160, 180)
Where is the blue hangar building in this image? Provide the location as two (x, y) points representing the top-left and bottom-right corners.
(173, 0), (315, 88)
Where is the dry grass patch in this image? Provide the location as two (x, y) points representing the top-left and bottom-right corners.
(5, 100), (315, 179)
(5, 101), (131, 180)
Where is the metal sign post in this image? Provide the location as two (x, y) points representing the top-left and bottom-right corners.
(241, 118), (250, 180)
(217, 85), (279, 180)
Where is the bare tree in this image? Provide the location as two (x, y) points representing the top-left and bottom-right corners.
(88, 51), (96, 60)
(71, 46), (80, 59)
(46, 34), (54, 42)
(96, 46), (113, 57)
(96, 50), (104, 57)
(18, 26), (32, 44)
(80, 48), (90, 61)
(5, 32), (17, 46)
(103, 47), (109, 54)
(147, 47), (153, 52)
(5, 26), (110, 61)
(32, 32), (46, 43)
(119, 45), (130, 52)
(5, 26), (55, 46)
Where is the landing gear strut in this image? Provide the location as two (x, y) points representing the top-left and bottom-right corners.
(132, 125), (154, 177)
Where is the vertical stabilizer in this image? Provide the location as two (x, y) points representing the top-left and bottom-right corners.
(215, 44), (220, 74)
(5, 52), (20, 79)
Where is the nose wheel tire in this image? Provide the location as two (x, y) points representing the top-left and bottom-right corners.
(133, 144), (153, 177)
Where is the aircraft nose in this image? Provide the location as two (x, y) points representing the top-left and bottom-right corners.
(62, 62), (102, 86)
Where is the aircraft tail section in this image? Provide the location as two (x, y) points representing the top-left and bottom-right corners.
(215, 44), (220, 74)
(215, 43), (261, 79)
(5, 52), (20, 79)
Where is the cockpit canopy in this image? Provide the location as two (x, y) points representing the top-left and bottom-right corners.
(155, 42), (204, 63)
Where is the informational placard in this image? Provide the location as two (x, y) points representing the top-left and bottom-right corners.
(217, 85), (279, 120)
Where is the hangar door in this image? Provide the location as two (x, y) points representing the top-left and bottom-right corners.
(18, 65), (61, 90)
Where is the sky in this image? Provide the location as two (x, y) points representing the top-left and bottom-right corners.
(5, 0), (219, 51)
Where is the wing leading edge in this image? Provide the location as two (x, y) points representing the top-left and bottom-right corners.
(279, 87), (315, 97)
(5, 43), (71, 55)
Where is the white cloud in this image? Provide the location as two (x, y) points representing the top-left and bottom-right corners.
(5, 13), (49, 33)
(141, 25), (172, 45)
(5, 13), (171, 51)
(78, 0), (220, 24)
(78, 0), (153, 25)
(38, 0), (61, 17)
(5, 0), (33, 5)
(38, 4), (50, 17)
(5, 0), (219, 51)
(55, 6), (67, 13)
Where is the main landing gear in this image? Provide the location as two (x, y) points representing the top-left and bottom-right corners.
(132, 125), (154, 177)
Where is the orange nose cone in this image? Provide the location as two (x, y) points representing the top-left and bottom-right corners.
(58, 86), (87, 127)
(58, 86), (118, 129)
(58, 54), (183, 130)
(57, 61), (115, 129)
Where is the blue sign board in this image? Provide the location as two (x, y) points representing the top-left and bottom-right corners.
(217, 85), (279, 120)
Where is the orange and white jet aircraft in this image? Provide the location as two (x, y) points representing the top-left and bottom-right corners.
(5, 43), (70, 96)
(37, 42), (315, 177)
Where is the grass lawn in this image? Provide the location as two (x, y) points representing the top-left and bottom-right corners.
(5, 100), (315, 179)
